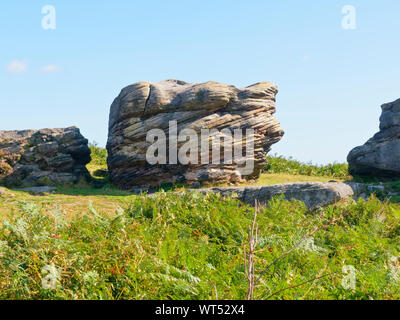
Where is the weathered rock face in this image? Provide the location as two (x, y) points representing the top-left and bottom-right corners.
(107, 79), (284, 188)
(348, 98), (400, 178)
(193, 181), (355, 210)
(0, 127), (91, 187)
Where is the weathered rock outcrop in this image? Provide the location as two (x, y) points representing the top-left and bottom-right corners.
(0, 127), (91, 187)
(193, 181), (355, 210)
(107, 79), (284, 188)
(348, 98), (400, 178)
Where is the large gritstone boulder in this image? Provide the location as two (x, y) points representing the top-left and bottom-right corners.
(0, 127), (91, 187)
(348, 98), (400, 178)
(107, 79), (284, 188)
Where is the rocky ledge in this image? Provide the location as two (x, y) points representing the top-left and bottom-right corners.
(348, 98), (400, 178)
(0, 127), (91, 187)
(107, 79), (284, 188)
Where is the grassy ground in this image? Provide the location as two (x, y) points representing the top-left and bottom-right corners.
(0, 150), (346, 219)
(1, 147), (400, 300)
(0, 172), (335, 222)
(240, 173), (337, 186)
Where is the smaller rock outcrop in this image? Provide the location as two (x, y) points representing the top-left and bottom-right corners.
(0, 127), (91, 187)
(348, 98), (400, 178)
(193, 181), (355, 210)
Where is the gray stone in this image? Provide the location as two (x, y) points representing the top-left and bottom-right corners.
(367, 185), (385, 193)
(0, 187), (5, 195)
(107, 79), (284, 188)
(15, 186), (56, 194)
(191, 181), (354, 210)
(348, 98), (400, 178)
(0, 127), (91, 187)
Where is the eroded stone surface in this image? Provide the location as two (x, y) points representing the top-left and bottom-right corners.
(348, 98), (400, 178)
(107, 79), (284, 188)
(0, 127), (91, 187)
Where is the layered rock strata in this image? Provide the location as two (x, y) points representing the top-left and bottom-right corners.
(107, 79), (284, 188)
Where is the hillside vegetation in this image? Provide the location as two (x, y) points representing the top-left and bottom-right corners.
(0, 146), (400, 300)
(265, 155), (350, 180)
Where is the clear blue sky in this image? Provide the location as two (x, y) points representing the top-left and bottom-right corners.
(1, 1), (399, 164)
